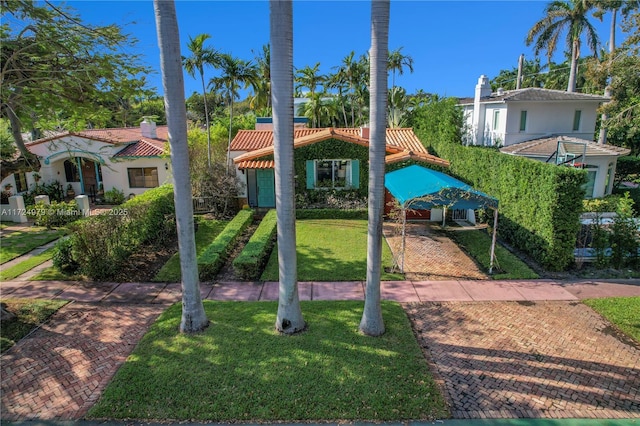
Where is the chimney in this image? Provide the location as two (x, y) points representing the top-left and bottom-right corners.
(472, 75), (491, 145)
(140, 117), (157, 138)
(360, 126), (370, 139)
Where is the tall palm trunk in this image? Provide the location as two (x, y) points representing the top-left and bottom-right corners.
(598, 8), (617, 145)
(226, 96), (234, 173)
(567, 39), (579, 92)
(271, 0), (304, 334)
(201, 72), (212, 166)
(360, 0), (389, 337)
(153, 0), (208, 333)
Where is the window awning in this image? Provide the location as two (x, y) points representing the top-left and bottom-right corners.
(385, 165), (498, 210)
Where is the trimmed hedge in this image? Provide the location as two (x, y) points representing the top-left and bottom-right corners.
(233, 209), (277, 279)
(198, 209), (254, 280)
(296, 208), (368, 220)
(416, 133), (585, 271)
(66, 185), (176, 279)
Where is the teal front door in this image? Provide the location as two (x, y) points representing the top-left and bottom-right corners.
(256, 169), (275, 208)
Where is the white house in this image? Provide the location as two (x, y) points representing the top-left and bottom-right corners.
(0, 119), (171, 202)
(459, 75), (629, 198)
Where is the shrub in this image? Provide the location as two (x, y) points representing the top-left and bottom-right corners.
(104, 187), (126, 205)
(198, 209), (254, 280)
(233, 210), (277, 279)
(68, 185), (175, 280)
(296, 208), (368, 220)
(26, 200), (82, 228)
(52, 236), (79, 273)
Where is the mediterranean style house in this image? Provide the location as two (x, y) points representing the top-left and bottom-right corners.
(459, 75), (629, 198)
(0, 119), (171, 202)
(229, 120), (448, 209)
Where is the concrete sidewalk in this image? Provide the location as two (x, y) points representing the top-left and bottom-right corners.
(1, 278), (639, 304)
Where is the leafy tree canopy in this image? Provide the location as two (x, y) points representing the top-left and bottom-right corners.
(0, 0), (153, 178)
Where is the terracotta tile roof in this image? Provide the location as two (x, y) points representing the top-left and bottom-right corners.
(230, 127), (428, 154)
(27, 126), (169, 147)
(113, 139), (167, 158)
(385, 151), (450, 167)
(458, 88), (609, 105)
(237, 160), (275, 169)
(500, 135), (630, 158)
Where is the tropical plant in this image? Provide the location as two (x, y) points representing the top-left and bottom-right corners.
(210, 53), (257, 172)
(360, 0), (390, 337)
(526, 0), (600, 92)
(153, 0), (209, 333)
(295, 62), (326, 97)
(183, 33), (218, 166)
(387, 47), (413, 92)
(270, 0), (305, 334)
(250, 44), (271, 111)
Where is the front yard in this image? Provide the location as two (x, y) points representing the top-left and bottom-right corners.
(260, 219), (403, 281)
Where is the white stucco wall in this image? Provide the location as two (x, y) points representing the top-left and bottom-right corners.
(229, 150), (249, 198)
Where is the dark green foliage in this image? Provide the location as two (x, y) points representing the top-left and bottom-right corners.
(26, 200), (81, 228)
(610, 194), (639, 268)
(295, 208), (368, 220)
(52, 237), (79, 273)
(21, 181), (65, 206)
(233, 210), (277, 279)
(613, 156), (640, 189)
(67, 185), (175, 280)
(413, 99), (586, 270)
(198, 209), (254, 280)
(104, 187), (125, 205)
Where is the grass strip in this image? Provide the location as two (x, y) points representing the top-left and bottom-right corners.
(261, 219), (403, 281)
(153, 218), (227, 282)
(0, 248), (54, 281)
(583, 296), (640, 342)
(0, 227), (66, 265)
(87, 300), (448, 422)
(0, 298), (68, 353)
(448, 229), (539, 279)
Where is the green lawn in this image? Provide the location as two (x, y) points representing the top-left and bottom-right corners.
(87, 301), (448, 422)
(0, 248), (54, 281)
(583, 297), (640, 342)
(448, 229), (539, 279)
(0, 227), (66, 265)
(261, 219), (403, 281)
(0, 298), (69, 353)
(153, 218), (227, 282)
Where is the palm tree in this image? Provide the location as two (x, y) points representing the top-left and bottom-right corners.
(387, 47), (414, 92)
(326, 70), (349, 126)
(526, 0), (600, 92)
(210, 53), (257, 172)
(270, 0), (305, 334)
(337, 51), (359, 126)
(250, 44), (271, 111)
(593, 0), (639, 143)
(182, 33), (217, 167)
(153, 0), (208, 333)
(295, 62), (326, 97)
(360, 0), (389, 337)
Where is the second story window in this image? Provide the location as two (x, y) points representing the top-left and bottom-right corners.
(519, 110), (527, 131)
(573, 110), (582, 131)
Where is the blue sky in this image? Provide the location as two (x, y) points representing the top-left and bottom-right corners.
(64, 1), (623, 99)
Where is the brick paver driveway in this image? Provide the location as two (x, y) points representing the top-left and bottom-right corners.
(406, 301), (640, 419)
(1, 303), (165, 420)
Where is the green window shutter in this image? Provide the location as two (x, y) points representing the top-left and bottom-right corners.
(351, 160), (360, 189)
(306, 160), (315, 189)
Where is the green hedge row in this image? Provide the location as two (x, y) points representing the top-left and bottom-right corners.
(65, 185), (176, 279)
(233, 209), (277, 280)
(296, 208), (368, 220)
(418, 139), (585, 270)
(197, 209), (254, 280)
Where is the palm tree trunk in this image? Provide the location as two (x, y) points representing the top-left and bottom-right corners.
(153, 0), (208, 333)
(598, 8), (617, 145)
(360, 0), (389, 337)
(226, 96), (234, 174)
(200, 73), (212, 167)
(567, 39), (579, 92)
(271, 0), (305, 334)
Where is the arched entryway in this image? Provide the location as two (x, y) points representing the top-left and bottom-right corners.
(64, 157), (103, 198)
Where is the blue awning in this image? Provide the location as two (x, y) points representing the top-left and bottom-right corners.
(385, 165), (498, 210)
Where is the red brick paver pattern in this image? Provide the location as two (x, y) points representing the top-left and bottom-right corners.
(384, 223), (488, 281)
(406, 301), (640, 419)
(1, 303), (165, 420)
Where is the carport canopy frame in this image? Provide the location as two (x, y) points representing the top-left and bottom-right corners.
(385, 165), (500, 274)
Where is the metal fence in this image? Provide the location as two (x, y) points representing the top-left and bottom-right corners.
(193, 197), (217, 213)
